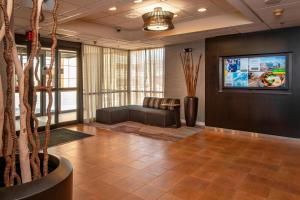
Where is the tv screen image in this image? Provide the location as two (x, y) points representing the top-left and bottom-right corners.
(223, 55), (287, 89)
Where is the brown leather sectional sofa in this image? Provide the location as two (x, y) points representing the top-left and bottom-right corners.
(96, 97), (180, 127)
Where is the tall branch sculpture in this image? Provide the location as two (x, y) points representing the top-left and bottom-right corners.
(180, 51), (202, 96)
(1, 0), (23, 186)
(180, 50), (202, 127)
(0, 0), (59, 186)
(43, 0), (58, 176)
(0, 0), (12, 154)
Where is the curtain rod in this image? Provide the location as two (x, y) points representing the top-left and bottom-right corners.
(82, 43), (164, 52)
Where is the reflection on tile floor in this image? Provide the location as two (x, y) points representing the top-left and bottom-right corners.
(15, 112), (76, 131)
(49, 124), (300, 200)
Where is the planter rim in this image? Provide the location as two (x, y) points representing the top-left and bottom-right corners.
(0, 154), (73, 199)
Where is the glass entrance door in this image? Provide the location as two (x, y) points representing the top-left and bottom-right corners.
(37, 48), (56, 127)
(58, 50), (78, 123)
(15, 46), (79, 130)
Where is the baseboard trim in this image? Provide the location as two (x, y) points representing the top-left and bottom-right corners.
(205, 126), (300, 142)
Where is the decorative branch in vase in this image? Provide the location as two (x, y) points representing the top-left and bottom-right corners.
(0, 0), (58, 186)
(180, 48), (202, 127)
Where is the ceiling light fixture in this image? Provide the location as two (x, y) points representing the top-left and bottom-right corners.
(109, 6), (117, 11)
(142, 7), (174, 31)
(134, 0), (143, 3)
(198, 7), (207, 12)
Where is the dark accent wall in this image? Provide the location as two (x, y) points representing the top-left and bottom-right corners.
(205, 27), (300, 138)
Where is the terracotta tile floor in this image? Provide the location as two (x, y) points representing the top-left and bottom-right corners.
(49, 124), (300, 200)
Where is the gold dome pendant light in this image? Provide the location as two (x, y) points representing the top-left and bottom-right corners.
(142, 7), (174, 31)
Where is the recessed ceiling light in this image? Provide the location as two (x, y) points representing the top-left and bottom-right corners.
(273, 8), (284, 16)
(109, 6), (117, 11)
(198, 8), (207, 12)
(134, 0), (143, 3)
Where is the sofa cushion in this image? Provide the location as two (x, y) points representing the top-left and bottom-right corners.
(148, 97), (156, 108)
(160, 98), (170, 110)
(167, 99), (180, 110)
(96, 106), (129, 124)
(143, 97), (151, 107)
(146, 108), (171, 116)
(100, 106), (128, 112)
(127, 105), (148, 123)
(127, 105), (149, 112)
(153, 98), (162, 109)
(145, 108), (174, 127)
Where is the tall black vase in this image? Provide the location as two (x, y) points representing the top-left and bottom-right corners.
(184, 96), (198, 127)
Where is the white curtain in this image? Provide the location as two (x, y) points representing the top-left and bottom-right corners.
(130, 48), (165, 105)
(102, 48), (128, 108)
(83, 45), (103, 122)
(83, 45), (129, 122)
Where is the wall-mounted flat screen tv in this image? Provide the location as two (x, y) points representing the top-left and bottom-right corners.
(222, 54), (290, 89)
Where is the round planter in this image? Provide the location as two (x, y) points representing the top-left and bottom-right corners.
(0, 154), (73, 200)
(184, 96), (199, 127)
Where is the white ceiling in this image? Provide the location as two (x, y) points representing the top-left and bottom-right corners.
(80, 0), (237, 30)
(12, 0), (300, 49)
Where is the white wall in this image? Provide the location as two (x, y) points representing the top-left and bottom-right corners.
(165, 40), (205, 123)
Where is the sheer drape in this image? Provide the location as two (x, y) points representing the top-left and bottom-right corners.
(130, 48), (165, 105)
(83, 45), (103, 122)
(83, 45), (129, 122)
(102, 48), (128, 108)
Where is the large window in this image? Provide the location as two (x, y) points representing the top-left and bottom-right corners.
(130, 48), (165, 105)
(83, 46), (165, 122)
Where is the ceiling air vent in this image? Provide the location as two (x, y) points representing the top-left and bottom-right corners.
(264, 0), (282, 5)
(49, 33), (69, 38)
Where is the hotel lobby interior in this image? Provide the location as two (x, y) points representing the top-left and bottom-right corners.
(1, 0), (300, 199)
